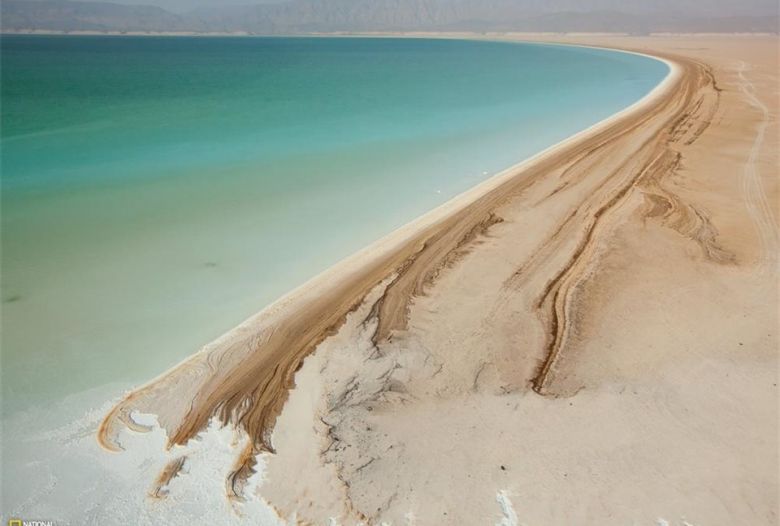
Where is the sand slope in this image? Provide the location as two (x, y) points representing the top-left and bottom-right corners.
(98, 36), (779, 525)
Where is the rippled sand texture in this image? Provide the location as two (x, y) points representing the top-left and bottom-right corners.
(99, 36), (778, 525)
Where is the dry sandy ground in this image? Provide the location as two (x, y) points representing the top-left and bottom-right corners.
(99, 36), (779, 525)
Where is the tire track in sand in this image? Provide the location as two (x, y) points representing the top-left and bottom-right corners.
(736, 61), (777, 271)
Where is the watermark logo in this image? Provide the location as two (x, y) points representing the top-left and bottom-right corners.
(8, 520), (54, 526)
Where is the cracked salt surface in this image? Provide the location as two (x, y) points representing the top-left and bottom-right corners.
(3, 382), (531, 525)
(2, 384), (286, 526)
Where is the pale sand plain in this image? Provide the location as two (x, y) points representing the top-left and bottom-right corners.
(98, 35), (779, 525)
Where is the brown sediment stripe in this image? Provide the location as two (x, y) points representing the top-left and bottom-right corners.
(530, 60), (730, 394)
(148, 456), (187, 499)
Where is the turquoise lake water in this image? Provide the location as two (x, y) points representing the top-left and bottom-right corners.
(0, 36), (668, 417)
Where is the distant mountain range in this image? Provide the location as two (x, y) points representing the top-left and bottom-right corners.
(2, 0), (778, 34)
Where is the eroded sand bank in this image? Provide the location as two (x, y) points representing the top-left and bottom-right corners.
(99, 36), (778, 525)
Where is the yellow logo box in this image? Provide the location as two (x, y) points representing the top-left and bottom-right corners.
(9, 520), (22, 526)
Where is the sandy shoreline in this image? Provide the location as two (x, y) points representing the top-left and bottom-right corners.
(97, 41), (679, 450)
(97, 35), (778, 524)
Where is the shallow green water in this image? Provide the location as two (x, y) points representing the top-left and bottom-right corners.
(0, 35), (668, 415)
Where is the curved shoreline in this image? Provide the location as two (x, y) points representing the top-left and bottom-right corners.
(97, 42), (683, 455)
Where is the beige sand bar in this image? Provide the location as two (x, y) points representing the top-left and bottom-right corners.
(99, 35), (778, 525)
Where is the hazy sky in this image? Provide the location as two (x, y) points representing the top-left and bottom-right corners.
(119, 0), (290, 10)
(37, 0), (290, 12)
(8, 0), (778, 16)
(12, 0), (779, 12)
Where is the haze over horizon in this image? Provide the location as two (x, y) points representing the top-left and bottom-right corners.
(2, 0), (778, 34)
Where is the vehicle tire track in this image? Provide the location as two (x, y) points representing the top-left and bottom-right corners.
(736, 60), (777, 272)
